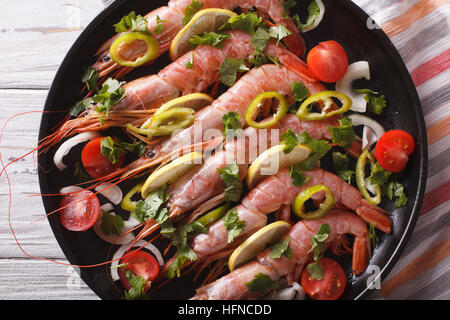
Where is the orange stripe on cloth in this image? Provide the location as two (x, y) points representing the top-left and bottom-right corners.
(381, 0), (450, 37)
(427, 115), (450, 145)
(380, 239), (450, 297)
(420, 181), (450, 215)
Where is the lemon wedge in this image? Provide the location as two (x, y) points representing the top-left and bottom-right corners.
(228, 221), (291, 271)
(141, 151), (203, 198)
(141, 93), (213, 128)
(169, 8), (237, 60)
(246, 144), (312, 189)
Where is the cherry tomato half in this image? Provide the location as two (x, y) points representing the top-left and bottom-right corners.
(307, 41), (349, 83)
(375, 130), (415, 172)
(301, 257), (346, 300)
(119, 250), (160, 292)
(81, 137), (125, 179)
(59, 190), (100, 231)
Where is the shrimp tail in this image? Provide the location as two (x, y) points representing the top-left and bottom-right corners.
(356, 202), (392, 234)
(352, 232), (371, 275)
(276, 51), (317, 83)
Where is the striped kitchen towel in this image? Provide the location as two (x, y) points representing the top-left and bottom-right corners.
(352, 0), (450, 300)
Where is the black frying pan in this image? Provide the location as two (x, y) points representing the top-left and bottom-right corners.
(38, 0), (427, 300)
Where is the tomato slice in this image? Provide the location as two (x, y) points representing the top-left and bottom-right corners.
(375, 130), (415, 172)
(306, 41), (349, 83)
(59, 190), (100, 231)
(301, 257), (346, 300)
(81, 137), (125, 179)
(119, 250), (160, 292)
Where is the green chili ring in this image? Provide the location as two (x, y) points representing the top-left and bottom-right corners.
(292, 185), (335, 220)
(195, 203), (230, 227)
(356, 149), (382, 205)
(121, 182), (144, 212)
(245, 91), (289, 129)
(110, 32), (159, 67)
(296, 91), (352, 121)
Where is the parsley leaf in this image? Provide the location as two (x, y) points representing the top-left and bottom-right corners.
(184, 52), (195, 69)
(217, 161), (243, 202)
(296, 132), (331, 171)
(354, 89), (387, 115)
(153, 15), (168, 34)
(219, 57), (249, 86)
(81, 67), (99, 92)
(122, 268), (147, 300)
(269, 236), (293, 259)
(332, 151), (355, 184)
(384, 180), (407, 208)
(219, 12), (262, 35)
(251, 26), (271, 52)
(93, 78), (126, 117)
(293, 0), (320, 30)
(69, 98), (93, 117)
(289, 165), (310, 187)
(189, 31), (231, 48)
(183, 0), (203, 26)
(368, 162), (392, 187)
(133, 184), (170, 224)
(222, 111), (243, 139)
(246, 273), (279, 293)
(222, 207), (246, 243)
(327, 117), (356, 149)
(291, 81), (310, 102)
(268, 25), (292, 45)
(306, 223), (330, 280)
(280, 129), (299, 153)
(114, 11), (150, 34)
(306, 262), (324, 280)
(100, 211), (124, 236)
(100, 136), (145, 164)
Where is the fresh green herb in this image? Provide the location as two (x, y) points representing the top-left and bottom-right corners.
(289, 165), (310, 187)
(93, 78), (126, 117)
(332, 151), (355, 184)
(219, 12), (262, 35)
(219, 57), (249, 86)
(185, 52), (195, 69)
(222, 207), (246, 243)
(269, 236), (293, 259)
(246, 273), (279, 293)
(280, 129), (299, 153)
(69, 98), (93, 117)
(293, 0), (320, 30)
(133, 184), (170, 224)
(217, 161), (243, 202)
(384, 180), (407, 208)
(100, 136), (145, 164)
(250, 26), (271, 52)
(100, 211), (124, 236)
(183, 0), (204, 25)
(306, 223), (330, 280)
(296, 132), (331, 171)
(368, 162), (392, 187)
(122, 268), (147, 300)
(282, 0), (298, 18)
(222, 111), (242, 139)
(189, 32), (231, 48)
(166, 225), (198, 278)
(354, 89), (387, 115)
(153, 15), (168, 34)
(74, 162), (91, 183)
(114, 11), (150, 34)
(366, 163), (407, 208)
(268, 25), (292, 45)
(291, 81), (310, 102)
(81, 67), (99, 92)
(369, 223), (377, 247)
(327, 117), (356, 149)
(248, 51), (279, 67)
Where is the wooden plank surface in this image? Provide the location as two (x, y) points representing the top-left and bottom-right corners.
(0, 0), (107, 300)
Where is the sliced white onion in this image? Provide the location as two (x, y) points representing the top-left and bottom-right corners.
(94, 211), (135, 245)
(336, 61), (371, 112)
(53, 131), (100, 171)
(292, 282), (306, 300)
(302, 0), (325, 33)
(59, 185), (84, 194)
(348, 114), (386, 149)
(95, 183), (123, 205)
(101, 203), (114, 212)
(110, 240), (164, 282)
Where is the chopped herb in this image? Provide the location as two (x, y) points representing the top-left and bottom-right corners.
(296, 132), (331, 171)
(280, 129), (299, 153)
(282, 0), (298, 17)
(219, 12), (262, 35)
(291, 81), (310, 102)
(332, 151), (354, 184)
(133, 184), (170, 224)
(184, 52), (195, 69)
(368, 162), (392, 187)
(222, 207), (246, 243)
(100, 136), (145, 164)
(114, 11), (150, 34)
(306, 223), (330, 280)
(189, 31), (230, 48)
(248, 51), (279, 67)
(306, 262), (324, 280)
(327, 117), (356, 149)
(153, 15), (168, 34)
(122, 268), (147, 300)
(219, 57), (249, 86)
(183, 0), (203, 26)
(268, 25), (292, 45)
(250, 26), (271, 52)
(246, 273), (279, 293)
(354, 89), (387, 115)
(384, 180), (407, 208)
(81, 67), (99, 92)
(93, 78), (126, 117)
(289, 165), (310, 187)
(217, 161), (243, 202)
(293, 0), (320, 30)
(69, 98), (93, 117)
(222, 111), (242, 139)
(100, 211), (124, 236)
(166, 223), (199, 278)
(369, 223), (377, 247)
(269, 236), (293, 259)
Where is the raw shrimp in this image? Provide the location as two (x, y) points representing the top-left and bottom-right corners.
(93, 0), (306, 78)
(191, 209), (371, 300)
(42, 31), (314, 152)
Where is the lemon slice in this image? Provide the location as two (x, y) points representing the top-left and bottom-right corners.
(141, 151), (203, 198)
(246, 144), (312, 189)
(228, 221), (291, 271)
(141, 93), (213, 128)
(169, 8), (237, 60)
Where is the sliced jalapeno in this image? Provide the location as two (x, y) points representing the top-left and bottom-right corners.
(297, 91), (352, 121)
(110, 32), (159, 67)
(195, 203), (230, 227)
(356, 149), (381, 205)
(245, 91), (289, 129)
(121, 182), (144, 212)
(292, 185), (335, 220)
